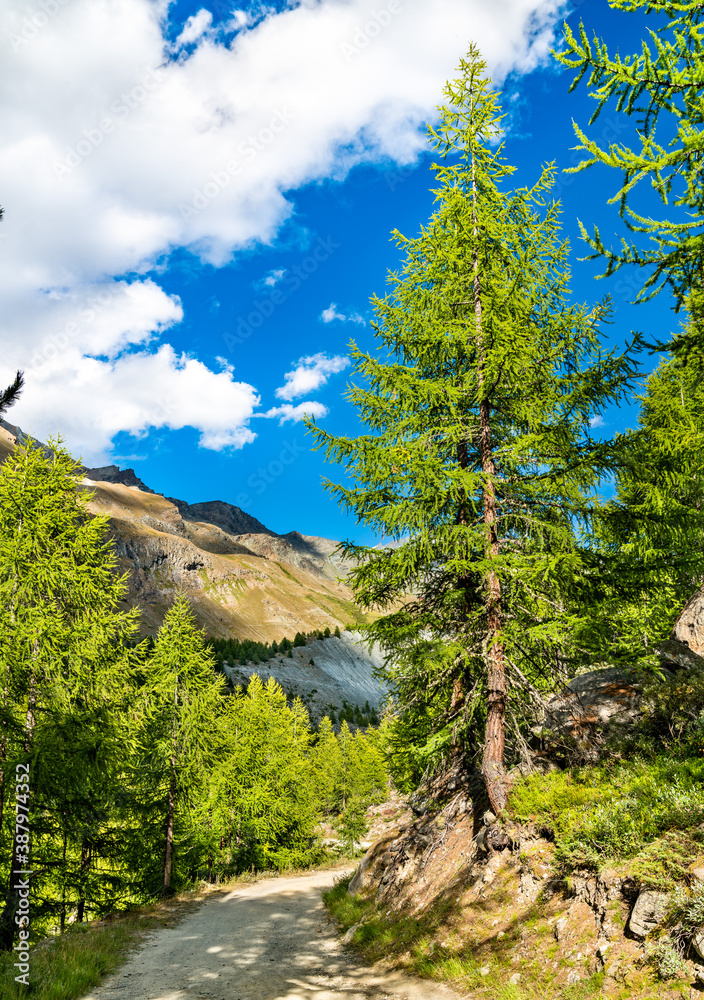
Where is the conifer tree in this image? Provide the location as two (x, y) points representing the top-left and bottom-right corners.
(0, 439), (139, 947)
(213, 676), (319, 870)
(589, 300), (704, 664)
(0, 371), (24, 421)
(309, 48), (638, 812)
(556, 1), (704, 325)
(140, 595), (223, 896)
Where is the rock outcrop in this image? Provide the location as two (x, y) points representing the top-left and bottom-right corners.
(627, 890), (670, 940)
(659, 585), (704, 671)
(541, 667), (642, 750)
(224, 629), (386, 719)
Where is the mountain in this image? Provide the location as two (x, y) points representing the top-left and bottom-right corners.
(0, 421), (367, 641)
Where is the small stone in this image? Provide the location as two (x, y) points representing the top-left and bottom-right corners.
(566, 970), (581, 984)
(479, 966), (490, 977)
(509, 973), (521, 985)
(554, 917), (568, 941)
(597, 942), (611, 960)
(692, 867), (704, 883)
(497, 931), (506, 940)
(342, 923), (359, 944)
(694, 965), (704, 984)
(605, 962), (620, 979)
(483, 810), (497, 826)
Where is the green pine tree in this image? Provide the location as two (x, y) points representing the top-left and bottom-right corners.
(0, 439), (139, 947)
(212, 675), (319, 871)
(309, 48), (638, 812)
(140, 594), (223, 896)
(590, 307), (704, 664)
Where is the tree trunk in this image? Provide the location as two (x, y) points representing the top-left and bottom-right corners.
(471, 150), (508, 815)
(479, 402), (508, 814)
(76, 836), (90, 922)
(60, 828), (67, 933)
(162, 760), (176, 896)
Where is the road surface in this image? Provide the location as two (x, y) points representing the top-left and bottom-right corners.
(81, 868), (462, 1000)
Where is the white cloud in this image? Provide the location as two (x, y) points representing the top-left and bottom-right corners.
(18, 343), (259, 465)
(321, 302), (364, 324)
(263, 401), (329, 425)
(275, 353), (350, 401)
(264, 269), (286, 287)
(175, 9), (213, 48)
(0, 0), (565, 460)
(590, 414), (605, 429)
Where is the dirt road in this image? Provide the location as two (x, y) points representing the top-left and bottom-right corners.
(81, 868), (462, 1000)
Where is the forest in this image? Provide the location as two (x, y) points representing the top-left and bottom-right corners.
(3, 0), (704, 981)
(0, 440), (388, 947)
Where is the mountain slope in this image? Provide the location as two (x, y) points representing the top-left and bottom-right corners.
(0, 421), (367, 641)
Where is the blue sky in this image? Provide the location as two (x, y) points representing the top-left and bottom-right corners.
(1, 0), (678, 542)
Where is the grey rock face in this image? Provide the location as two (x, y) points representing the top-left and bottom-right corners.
(83, 464), (155, 494)
(543, 668), (641, 741)
(170, 498), (272, 538)
(224, 630), (386, 720)
(627, 890), (670, 939)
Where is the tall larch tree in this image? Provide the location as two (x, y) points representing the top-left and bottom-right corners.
(0, 439), (138, 949)
(141, 595), (223, 896)
(309, 47), (638, 813)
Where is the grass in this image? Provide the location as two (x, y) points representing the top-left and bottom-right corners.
(0, 892), (204, 1000)
(509, 753), (704, 888)
(323, 875), (613, 999)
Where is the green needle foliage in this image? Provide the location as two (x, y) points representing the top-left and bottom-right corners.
(0, 438), (390, 951)
(0, 439), (140, 947)
(137, 595), (224, 897)
(590, 302), (704, 664)
(556, 1), (704, 319)
(309, 47), (639, 812)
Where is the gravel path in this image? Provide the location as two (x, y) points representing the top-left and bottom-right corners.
(80, 868), (462, 1000)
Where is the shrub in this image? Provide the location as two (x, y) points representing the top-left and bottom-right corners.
(645, 938), (688, 981)
(510, 755), (704, 882)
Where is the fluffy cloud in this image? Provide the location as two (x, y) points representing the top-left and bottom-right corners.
(275, 353), (350, 401)
(0, 0), (565, 460)
(263, 401), (329, 425)
(321, 302), (364, 324)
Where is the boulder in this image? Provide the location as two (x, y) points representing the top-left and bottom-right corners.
(672, 585), (704, 655)
(657, 638), (704, 673)
(543, 668), (641, 742)
(628, 890), (670, 939)
(692, 929), (704, 962)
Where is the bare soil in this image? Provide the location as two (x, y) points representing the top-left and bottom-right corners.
(79, 868), (463, 1000)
